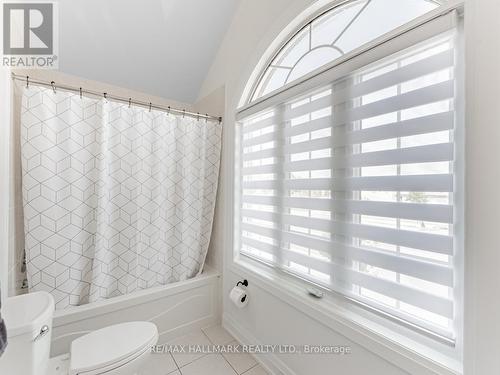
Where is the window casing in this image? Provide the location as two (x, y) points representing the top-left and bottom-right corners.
(236, 4), (462, 345)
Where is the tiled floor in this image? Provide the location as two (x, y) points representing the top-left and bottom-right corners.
(141, 325), (269, 375)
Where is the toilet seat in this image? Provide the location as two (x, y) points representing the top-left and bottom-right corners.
(69, 321), (158, 375)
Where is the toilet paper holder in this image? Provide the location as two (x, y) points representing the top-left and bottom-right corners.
(236, 279), (248, 288)
(231, 280), (249, 306)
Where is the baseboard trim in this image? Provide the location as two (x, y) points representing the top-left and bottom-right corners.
(222, 313), (297, 375)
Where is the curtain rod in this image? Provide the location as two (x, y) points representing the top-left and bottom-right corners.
(11, 73), (222, 123)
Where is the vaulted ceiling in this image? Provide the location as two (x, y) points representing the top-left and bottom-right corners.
(58, 0), (240, 103)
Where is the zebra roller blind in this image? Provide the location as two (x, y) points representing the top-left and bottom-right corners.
(238, 30), (460, 340)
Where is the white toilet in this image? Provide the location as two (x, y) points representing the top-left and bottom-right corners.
(0, 291), (158, 375)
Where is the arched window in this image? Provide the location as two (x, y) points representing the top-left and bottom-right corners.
(250, 0), (441, 102)
(236, 0), (463, 347)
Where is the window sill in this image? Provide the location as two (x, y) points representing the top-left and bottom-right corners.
(228, 257), (462, 375)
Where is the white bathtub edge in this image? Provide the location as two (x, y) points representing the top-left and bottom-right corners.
(50, 267), (221, 356)
(53, 267), (221, 328)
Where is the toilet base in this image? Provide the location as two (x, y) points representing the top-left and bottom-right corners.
(46, 352), (149, 375)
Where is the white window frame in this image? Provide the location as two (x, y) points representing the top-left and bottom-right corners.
(231, 1), (465, 373)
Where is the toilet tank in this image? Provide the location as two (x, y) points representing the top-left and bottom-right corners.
(0, 291), (55, 375)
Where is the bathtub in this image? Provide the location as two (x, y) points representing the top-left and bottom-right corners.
(50, 267), (221, 357)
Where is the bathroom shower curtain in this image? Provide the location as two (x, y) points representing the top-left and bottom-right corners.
(20, 86), (222, 310)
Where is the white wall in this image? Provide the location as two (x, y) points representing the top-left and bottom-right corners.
(198, 0), (500, 374)
(57, 0), (239, 103)
(198, 0), (410, 374)
(223, 269), (409, 375)
(0, 70), (12, 303)
(463, 0), (500, 374)
(198, 0), (317, 102)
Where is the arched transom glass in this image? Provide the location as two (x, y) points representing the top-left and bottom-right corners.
(251, 0), (441, 102)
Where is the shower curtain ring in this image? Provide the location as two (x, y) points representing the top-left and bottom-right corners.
(79, 87), (82, 99)
(51, 81), (56, 94)
(182, 109), (185, 118)
(149, 102), (152, 112)
(196, 112), (200, 121)
(103, 92), (107, 101)
(205, 114), (208, 123)
(128, 98), (132, 108)
(167, 106), (171, 115)
(26, 75), (29, 89)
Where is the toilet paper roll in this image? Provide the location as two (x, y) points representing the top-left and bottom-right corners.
(229, 286), (248, 308)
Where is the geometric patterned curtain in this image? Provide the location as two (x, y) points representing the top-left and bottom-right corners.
(20, 86), (222, 310)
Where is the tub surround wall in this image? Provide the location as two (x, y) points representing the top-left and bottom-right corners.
(13, 69), (192, 110)
(192, 87), (226, 323)
(194, 86), (225, 273)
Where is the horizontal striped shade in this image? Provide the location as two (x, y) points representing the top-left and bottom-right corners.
(238, 33), (459, 339)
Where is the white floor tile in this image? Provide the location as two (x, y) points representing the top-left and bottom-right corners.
(222, 341), (257, 374)
(168, 330), (212, 368)
(242, 365), (269, 375)
(140, 352), (178, 375)
(202, 325), (235, 345)
(180, 354), (237, 375)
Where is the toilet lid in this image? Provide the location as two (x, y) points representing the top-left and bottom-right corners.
(69, 321), (158, 374)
